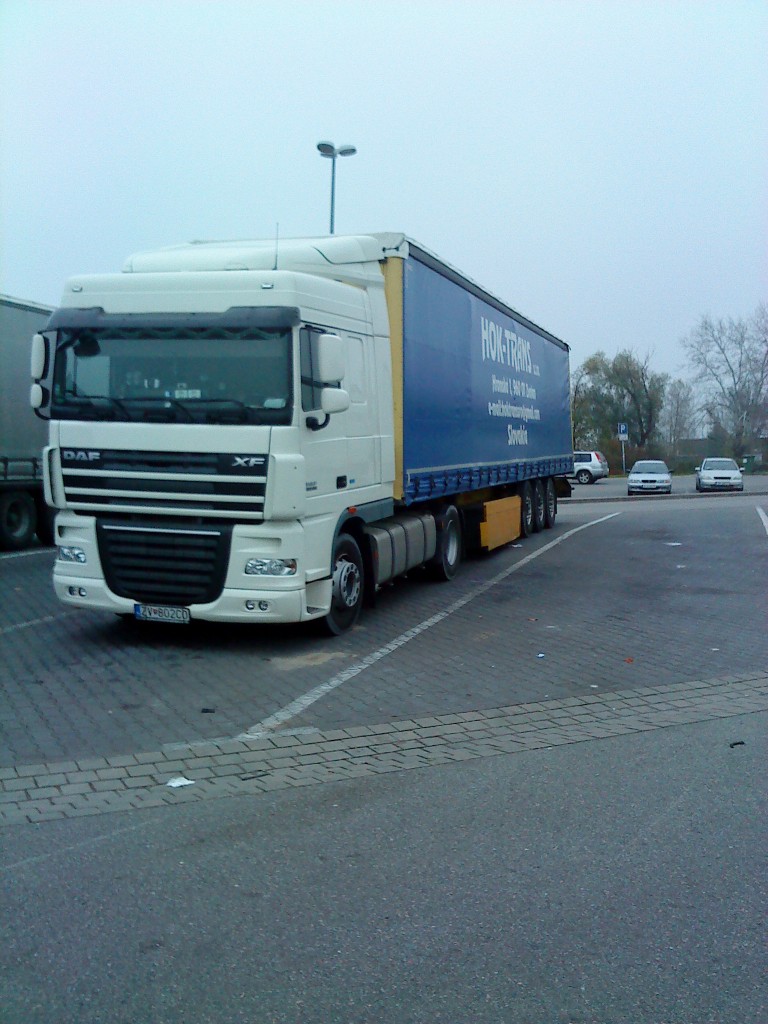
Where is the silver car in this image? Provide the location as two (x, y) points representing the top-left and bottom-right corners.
(627, 460), (672, 495)
(570, 450), (610, 484)
(695, 457), (744, 492)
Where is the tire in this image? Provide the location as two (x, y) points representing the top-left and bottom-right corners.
(323, 534), (364, 635)
(520, 482), (534, 537)
(532, 480), (546, 533)
(0, 490), (37, 551)
(695, 480), (701, 492)
(35, 501), (56, 547)
(576, 469), (593, 485)
(427, 505), (462, 581)
(544, 478), (557, 529)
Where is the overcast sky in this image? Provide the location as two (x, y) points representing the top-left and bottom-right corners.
(1, 0), (766, 377)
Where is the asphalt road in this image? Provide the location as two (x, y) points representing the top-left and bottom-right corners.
(565, 471), (768, 502)
(2, 712), (765, 1024)
(1, 489), (767, 1022)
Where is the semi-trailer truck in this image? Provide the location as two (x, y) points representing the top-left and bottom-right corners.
(30, 233), (573, 633)
(1, 295), (55, 549)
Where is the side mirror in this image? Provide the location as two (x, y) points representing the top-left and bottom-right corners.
(31, 333), (48, 379)
(321, 387), (350, 415)
(315, 333), (345, 383)
(306, 386), (350, 431)
(694, 466), (700, 472)
(30, 383), (44, 409)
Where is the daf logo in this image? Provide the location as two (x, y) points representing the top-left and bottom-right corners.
(232, 456), (263, 468)
(63, 449), (101, 462)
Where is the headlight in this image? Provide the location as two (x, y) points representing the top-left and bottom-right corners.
(58, 545), (87, 563)
(245, 558), (297, 576)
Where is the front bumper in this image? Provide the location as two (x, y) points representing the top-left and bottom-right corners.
(52, 511), (334, 623)
(699, 479), (743, 491)
(53, 572), (332, 623)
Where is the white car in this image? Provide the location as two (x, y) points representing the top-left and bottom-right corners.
(695, 457), (744, 492)
(627, 460), (672, 495)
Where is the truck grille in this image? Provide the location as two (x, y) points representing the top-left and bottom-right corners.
(62, 449), (267, 519)
(96, 519), (232, 605)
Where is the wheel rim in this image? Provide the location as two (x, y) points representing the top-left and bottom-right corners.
(333, 555), (361, 610)
(444, 522), (459, 566)
(535, 486), (545, 522)
(3, 499), (31, 540)
(546, 482), (556, 522)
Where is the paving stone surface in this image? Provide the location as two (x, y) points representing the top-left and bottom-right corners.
(1, 673), (765, 824)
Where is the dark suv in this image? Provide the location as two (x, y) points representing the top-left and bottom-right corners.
(570, 451), (610, 484)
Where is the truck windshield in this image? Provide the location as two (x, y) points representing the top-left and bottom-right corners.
(51, 325), (292, 425)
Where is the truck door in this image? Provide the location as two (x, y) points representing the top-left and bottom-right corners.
(342, 332), (376, 492)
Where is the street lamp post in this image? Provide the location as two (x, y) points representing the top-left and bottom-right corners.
(317, 141), (356, 234)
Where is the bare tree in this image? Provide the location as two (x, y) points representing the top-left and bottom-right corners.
(659, 378), (698, 455)
(682, 305), (768, 459)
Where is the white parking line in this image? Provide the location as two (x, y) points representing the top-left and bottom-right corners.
(238, 511), (622, 739)
(0, 548), (53, 560)
(757, 506), (768, 535)
(0, 612), (71, 637)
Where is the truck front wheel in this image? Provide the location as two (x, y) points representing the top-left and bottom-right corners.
(324, 534), (364, 635)
(0, 490), (37, 550)
(35, 501), (56, 547)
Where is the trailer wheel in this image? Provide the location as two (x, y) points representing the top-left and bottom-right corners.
(323, 534), (364, 635)
(532, 480), (546, 533)
(0, 490), (37, 550)
(428, 505), (462, 581)
(520, 482), (534, 537)
(544, 478), (557, 529)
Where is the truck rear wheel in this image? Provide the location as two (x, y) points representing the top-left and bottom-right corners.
(323, 534), (364, 635)
(519, 482), (534, 537)
(0, 490), (37, 550)
(532, 480), (546, 532)
(544, 478), (557, 528)
(427, 505), (462, 581)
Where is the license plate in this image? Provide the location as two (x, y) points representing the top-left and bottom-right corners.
(134, 603), (190, 624)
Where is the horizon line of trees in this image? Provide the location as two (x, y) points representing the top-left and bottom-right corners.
(571, 303), (768, 463)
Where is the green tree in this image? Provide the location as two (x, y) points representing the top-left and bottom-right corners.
(572, 350), (668, 449)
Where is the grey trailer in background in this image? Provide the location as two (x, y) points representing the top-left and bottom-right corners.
(0, 295), (54, 548)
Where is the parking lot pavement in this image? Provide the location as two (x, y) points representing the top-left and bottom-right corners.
(2, 493), (767, 825)
(1, 671), (766, 825)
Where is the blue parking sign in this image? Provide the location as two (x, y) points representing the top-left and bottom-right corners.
(618, 422), (628, 440)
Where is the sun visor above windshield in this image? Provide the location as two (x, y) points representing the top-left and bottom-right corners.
(47, 306), (301, 331)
